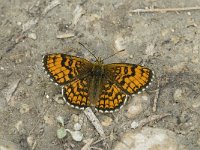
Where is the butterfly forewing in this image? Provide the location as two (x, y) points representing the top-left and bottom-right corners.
(43, 54), (93, 85)
(104, 63), (154, 95)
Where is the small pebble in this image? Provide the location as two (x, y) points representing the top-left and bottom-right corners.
(114, 36), (127, 51)
(173, 89), (183, 102)
(171, 36), (180, 44)
(17, 21), (22, 26)
(46, 94), (49, 99)
(130, 121), (139, 129)
(126, 94), (150, 119)
(20, 103), (30, 114)
(71, 114), (79, 122)
(15, 120), (23, 131)
(57, 116), (65, 126)
(161, 29), (169, 36)
(28, 33), (37, 40)
(27, 136), (34, 147)
(68, 130), (83, 142)
(74, 123), (82, 131)
(25, 78), (32, 86)
(187, 12), (191, 15)
(179, 111), (190, 123)
(53, 94), (65, 104)
(126, 105), (142, 118)
(171, 28), (175, 32)
(101, 116), (113, 126)
(145, 43), (156, 56)
(44, 115), (54, 125)
(192, 96), (200, 108)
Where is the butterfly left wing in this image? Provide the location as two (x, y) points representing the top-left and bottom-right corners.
(95, 80), (127, 113)
(62, 77), (91, 109)
(43, 54), (93, 85)
(104, 63), (154, 95)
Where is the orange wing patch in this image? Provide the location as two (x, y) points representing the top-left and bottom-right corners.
(43, 54), (92, 85)
(95, 80), (127, 113)
(105, 64), (154, 95)
(62, 77), (90, 109)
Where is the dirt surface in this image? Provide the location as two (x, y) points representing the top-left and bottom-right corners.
(0, 0), (200, 150)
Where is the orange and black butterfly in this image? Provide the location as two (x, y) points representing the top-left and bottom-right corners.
(43, 48), (154, 113)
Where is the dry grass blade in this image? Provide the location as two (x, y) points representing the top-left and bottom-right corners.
(5, 79), (21, 102)
(131, 113), (171, 129)
(152, 82), (160, 112)
(131, 6), (200, 13)
(81, 138), (94, 150)
(42, 0), (61, 16)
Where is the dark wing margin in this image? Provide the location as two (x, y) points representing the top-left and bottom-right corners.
(43, 54), (93, 85)
(62, 77), (90, 109)
(104, 63), (154, 95)
(95, 80), (128, 113)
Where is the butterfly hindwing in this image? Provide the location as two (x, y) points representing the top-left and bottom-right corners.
(105, 63), (154, 95)
(43, 54), (93, 85)
(95, 80), (127, 113)
(62, 77), (90, 109)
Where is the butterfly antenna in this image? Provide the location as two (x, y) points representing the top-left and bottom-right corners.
(79, 42), (98, 60)
(102, 49), (125, 61)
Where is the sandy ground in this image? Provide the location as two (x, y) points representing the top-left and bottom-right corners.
(0, 0), (200, 150)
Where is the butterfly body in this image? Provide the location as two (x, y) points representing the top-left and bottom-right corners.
(88, 61), (106, 106)
(43, 53), (154, 113)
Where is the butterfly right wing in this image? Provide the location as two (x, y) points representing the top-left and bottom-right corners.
(95, 80), (128, 113)
(43, 54), (93, 85)
(104, 63), (154, 95)
(95, 63), (154, 113)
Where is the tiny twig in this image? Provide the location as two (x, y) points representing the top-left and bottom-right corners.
(131, 113), (171, 129)
(5, 79), (21, 102)
(81, 139), (94, 150)
(83, 108), (106, 138)
(139, 113), (171, 127)
(31, 140), (37, 150)
(91, 137), (108, 146)
(42, 0), (60, 16)
(152, 82), (160, 112)
(90, 147), (103, 150)
(130, 6), (200, 13)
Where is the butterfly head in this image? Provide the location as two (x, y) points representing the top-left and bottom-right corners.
(79, 42), (125, 63)
(95, 57), (104, 64)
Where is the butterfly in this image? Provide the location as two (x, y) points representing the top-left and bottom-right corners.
(43, 50), (154, 113)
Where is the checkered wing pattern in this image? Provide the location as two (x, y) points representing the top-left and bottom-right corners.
(62, 77), (90, 109)
(105, 63), (154, 95)
(95, 80), (127, 112)
(43, 54), (92, 85)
